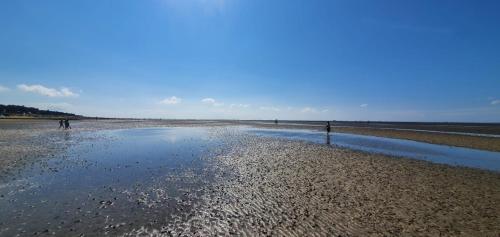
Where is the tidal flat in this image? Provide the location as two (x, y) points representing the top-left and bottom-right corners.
(0, 119), (499, 236)
(240, 120), (500, 152)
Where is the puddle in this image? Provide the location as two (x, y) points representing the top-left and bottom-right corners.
(245, 128), (500, 172)
(0, 127), (222, 236)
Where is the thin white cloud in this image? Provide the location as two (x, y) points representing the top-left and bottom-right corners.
(201, 97), (223, 106)
(160, 96), (182, 105)
(301, 107), (318, 113)
(259, 106), (280, 112)
(0, 85), (9, 92)
(321, 109), (329, 113)
(360, 104), (368, 108)
(201, 98), (215, 104)
(491, 100), (500, 105)
(17, 84), (79, 97)
(229, 104), (250, 109)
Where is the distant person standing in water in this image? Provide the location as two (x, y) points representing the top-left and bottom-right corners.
(326, 121), (332, 145)
(64, 119), (71, 130)
(275, 119), (278, 125)
(58, 119), (64, 129)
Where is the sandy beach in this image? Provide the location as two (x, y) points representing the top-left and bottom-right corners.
(4, 0), (500, 236)
(239, 121), (500, 152)
(0, 119), (232, 179)
(160, 136), (500, 236)
(1, 119), (499, 236)
(333, 126), (500, 152)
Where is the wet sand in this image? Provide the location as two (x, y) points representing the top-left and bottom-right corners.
(239, 120), (500, 135)
(333, 126), (500, 152)
(1, 119), (500, 236)
(148, 135), (500, 236)
(0, 127), (219, 236)
(333, 121), (500, 135)
(0, 119), (232, 179)
(239, 121), (500, 152)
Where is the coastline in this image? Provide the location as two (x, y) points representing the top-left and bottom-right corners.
(1, 119), (499, 236)
(2, 119), (500, 177)
(235, 121), (500, 152)
(138, 135), (500, 236)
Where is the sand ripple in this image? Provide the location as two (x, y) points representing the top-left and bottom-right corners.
(125, 132), (500, 236)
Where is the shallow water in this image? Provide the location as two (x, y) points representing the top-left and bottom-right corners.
(252, 121), (500, 137)
(246, 128), (500, 172)
(335, 126), (500, 138)
(2, 126), (499, 236)
(0, 127), (220, 236)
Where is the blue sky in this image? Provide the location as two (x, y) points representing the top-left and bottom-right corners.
(1, 0), (499, 121)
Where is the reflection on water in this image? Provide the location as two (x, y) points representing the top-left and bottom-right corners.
(0, 127), (220, 236)
(246, 128), (500, 172)
(1, 126), (499, 236)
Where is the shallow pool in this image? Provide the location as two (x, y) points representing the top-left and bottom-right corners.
(245, 128), (500, 172)
(0, 127), (221, 236)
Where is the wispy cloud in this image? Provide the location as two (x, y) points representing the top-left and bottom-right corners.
(201, 97), (223, 106)
(491, 100), (500, 105)
(300, 107), (317, 113)
(160, 96), (182, 105)
(0, 85), (9, 92)
(259, 106), (280, 112)
(229, 104), (250, 109)
(17, 84), (79, 97)
(360, 104), (368, 108)
(201, 98), (215, 104)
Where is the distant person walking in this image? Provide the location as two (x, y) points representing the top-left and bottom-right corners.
(64, 119), (71, 130)
(58, 119), (64, 129)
